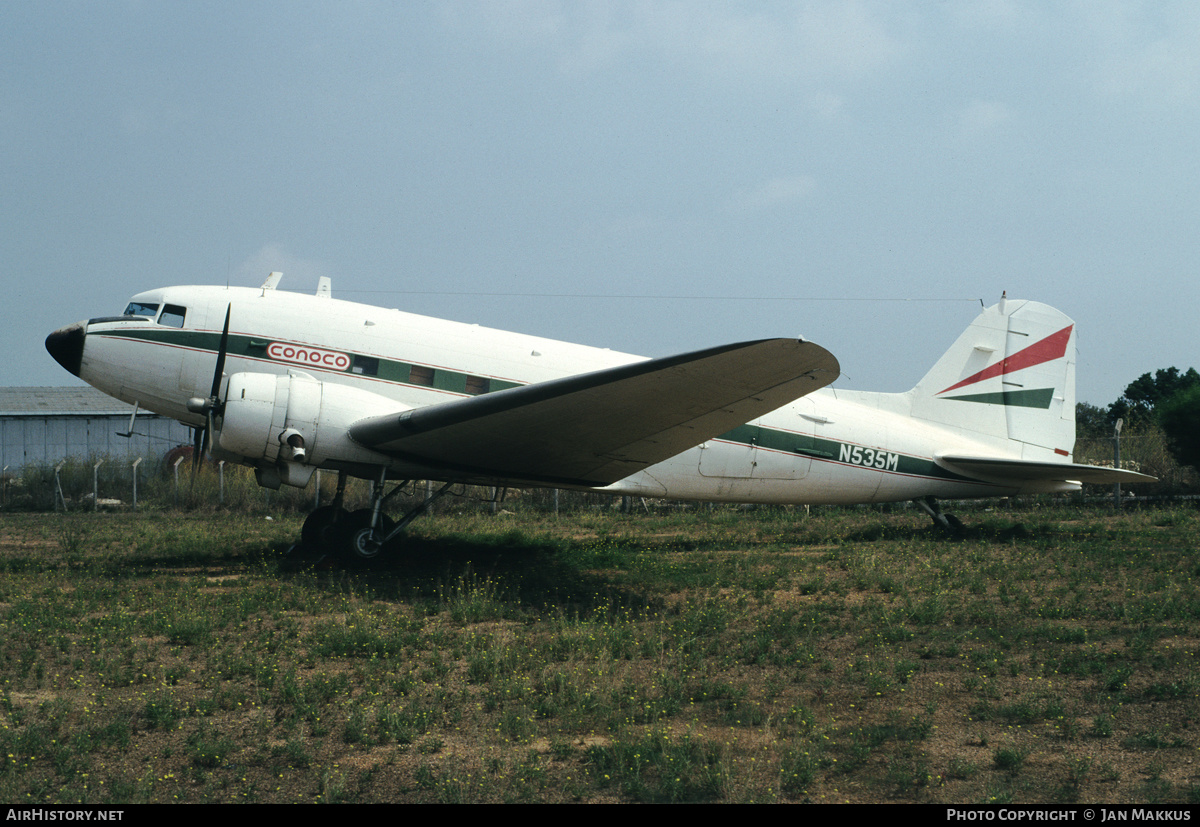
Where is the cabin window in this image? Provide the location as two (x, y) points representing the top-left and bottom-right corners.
(408, 365), (434, 387)
(465, 375), (491, 395)
(160, 304), (187, 328)
(352, 355), (379, 376)
(123, 302), (159, 319)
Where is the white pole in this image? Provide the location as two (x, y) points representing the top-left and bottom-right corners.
(93, 458), (104, 512)
(1113, 418), (1124, 510)
(173, 456), (185, 507)
(54, 461), (66, 511)
(132, 458), (143, 511)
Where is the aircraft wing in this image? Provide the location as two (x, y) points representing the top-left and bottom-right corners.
(349, 338), (839, 487)
(936, 455), (1157, 485)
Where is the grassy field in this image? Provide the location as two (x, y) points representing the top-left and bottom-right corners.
(0, 501), (1198, 804)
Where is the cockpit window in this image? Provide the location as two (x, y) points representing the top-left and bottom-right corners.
(160, 304), (187, 329)
(123, 302), (159, 319)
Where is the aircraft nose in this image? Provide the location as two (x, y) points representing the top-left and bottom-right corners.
(46, 322), (86, 377)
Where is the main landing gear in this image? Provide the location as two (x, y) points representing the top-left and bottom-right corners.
(293, 470), (454, 566)
(913, 496), (964, 538)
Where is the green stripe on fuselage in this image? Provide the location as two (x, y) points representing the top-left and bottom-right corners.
(712, 427), (974, 482)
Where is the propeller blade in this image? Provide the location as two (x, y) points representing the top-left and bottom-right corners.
(210, 305), (231, 403)
(192, 426), (204, 475)
(204, 410), (214, 457)
(189, 305), (231, 488)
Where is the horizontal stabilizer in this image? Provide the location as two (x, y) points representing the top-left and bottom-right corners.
(937, 454), (1157, 485)
(350, 338), (839, 486)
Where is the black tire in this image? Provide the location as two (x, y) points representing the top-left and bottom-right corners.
(336, 509), (397, 566)
(301, 505), (346, 550)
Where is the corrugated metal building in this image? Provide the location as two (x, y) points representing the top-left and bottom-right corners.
(1, 387), (192, 470)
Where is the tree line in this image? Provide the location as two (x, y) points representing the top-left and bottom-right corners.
(1077, 366), (1200, 479)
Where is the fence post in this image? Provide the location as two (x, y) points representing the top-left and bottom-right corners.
(1113, 418), (1123, 510)
(93, 458), (104, 512)
(219, 461), (225, 505)
(55, 461), (66, 512)
(132, 458), (142, 511)
(173, 455), (185, 508)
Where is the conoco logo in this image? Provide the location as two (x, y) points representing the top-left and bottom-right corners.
(266, 342), (351, 371)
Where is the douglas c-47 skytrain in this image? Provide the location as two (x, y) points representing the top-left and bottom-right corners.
(46, 274), (1153, 562)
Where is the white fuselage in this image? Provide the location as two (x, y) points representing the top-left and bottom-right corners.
(71, 285), (1030, 504)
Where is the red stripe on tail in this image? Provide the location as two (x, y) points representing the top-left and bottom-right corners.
(939, 324), (1073, 395)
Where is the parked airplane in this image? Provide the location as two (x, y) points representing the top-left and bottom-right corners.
(46, 274), (1152, 561)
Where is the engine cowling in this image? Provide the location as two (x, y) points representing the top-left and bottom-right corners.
(214, 372), (407, 488)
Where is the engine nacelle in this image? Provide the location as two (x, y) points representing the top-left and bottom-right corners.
(214, 372), (406, 488)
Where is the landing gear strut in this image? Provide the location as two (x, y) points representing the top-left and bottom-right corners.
(292, 471), (455, 566)
(914, 496), (964, 537)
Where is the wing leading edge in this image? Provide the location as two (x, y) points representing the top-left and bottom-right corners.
(349, 338), (839, 487)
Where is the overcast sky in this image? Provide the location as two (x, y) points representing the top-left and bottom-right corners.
(4, 1), (1197, 406)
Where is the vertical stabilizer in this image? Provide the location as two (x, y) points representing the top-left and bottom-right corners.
(908, 299), (1076, 459)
